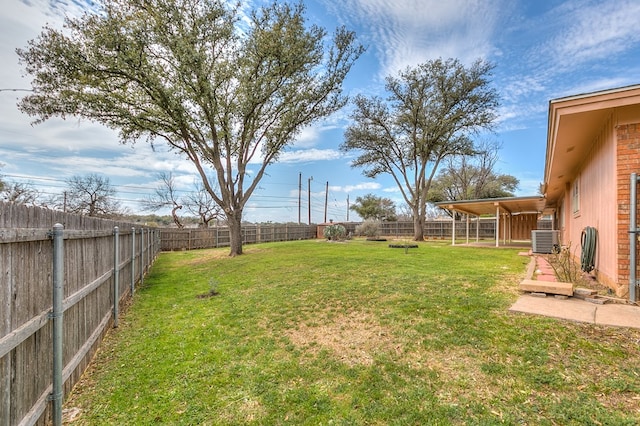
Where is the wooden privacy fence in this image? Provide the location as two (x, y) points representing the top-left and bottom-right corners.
(162, 219), (507, 251)
(161, 224), (316, 251)
(0, 203), (159, 426)
(159, 216), (549, 252)
(380, 219), (497, 238)
(333, 219), (499, 239)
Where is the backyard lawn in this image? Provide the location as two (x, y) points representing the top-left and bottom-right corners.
(65, 240), (640, 425)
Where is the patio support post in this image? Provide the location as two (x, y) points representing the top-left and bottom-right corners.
(451, 212), (456, 246)
(476, 215), (480, 242)
(495, 207), (500, 247)
(503, 214), (508, 245)
(466, 214), (470, 244)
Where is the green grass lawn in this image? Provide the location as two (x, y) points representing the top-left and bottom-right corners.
(65, 240), (640, 425)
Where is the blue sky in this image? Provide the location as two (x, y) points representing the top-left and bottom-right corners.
(1, 0), (640, 223)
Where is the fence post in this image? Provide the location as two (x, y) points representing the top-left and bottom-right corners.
(140, 228), (144, 287)
(145, 229), (148, 273)
(50, 223), (64, 426)
(131, 227), (135, 295)
(113, 227), (119, 328)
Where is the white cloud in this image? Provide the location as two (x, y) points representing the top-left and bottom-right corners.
(382, 186), (400, 193)
(292, 126), (321, 148)
(278, 148), (343, 163)
(335, 181), (381, 193)
(550, 1), (640, 66)
(501, 75), (549, 104)
(325, 0), (509, 78)
(530, 0), (640, 77)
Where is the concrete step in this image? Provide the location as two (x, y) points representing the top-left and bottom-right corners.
(574, 287), (598, 299)
(519, 279), (573, 296)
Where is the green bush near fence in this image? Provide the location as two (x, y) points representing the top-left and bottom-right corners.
(64, 240), (640, 425)
(322, 223), (347, 240)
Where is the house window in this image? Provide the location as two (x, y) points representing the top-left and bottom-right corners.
(572, 178), (580, 214)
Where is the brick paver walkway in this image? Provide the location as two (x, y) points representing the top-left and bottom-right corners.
(535, 257), (557, 282)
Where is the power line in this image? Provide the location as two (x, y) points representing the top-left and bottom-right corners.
(2, 169), (352, 221)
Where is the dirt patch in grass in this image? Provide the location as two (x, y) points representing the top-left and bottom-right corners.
(174, 246), (268, 268)
(284, 310), (400, 367)
(219, 397), (267, 423)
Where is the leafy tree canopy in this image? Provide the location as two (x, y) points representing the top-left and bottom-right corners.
(17, 0), (364, 255)
(340, 58), (499, 241)
(350, 193), (397, 221)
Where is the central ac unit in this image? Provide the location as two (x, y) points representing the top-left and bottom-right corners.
(531, 230), (560, 254)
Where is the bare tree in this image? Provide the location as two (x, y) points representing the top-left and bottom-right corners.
(1, 181), (41, 205)
(428, 140), (519, 203)
(396, 203), (414, 221)
(183, 182), (222, 228)
(142, 172), (185, 228)
(56, 174), (121, 217)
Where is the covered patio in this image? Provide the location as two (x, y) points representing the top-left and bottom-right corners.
(436, 196), (548, 247)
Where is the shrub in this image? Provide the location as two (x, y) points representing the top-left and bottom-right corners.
(323, 224), (347, 241)
(355, 219), (381, 238)
(547, 243), (580, 283)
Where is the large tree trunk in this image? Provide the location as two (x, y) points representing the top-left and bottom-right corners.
(413, 207), (424, 241)
(227, 210), (244, 256)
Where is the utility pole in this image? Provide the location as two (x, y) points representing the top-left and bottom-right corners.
(308, 176), (313, 224)
(324, 181), (328, 223)
(298, 172), (302, 224)
(346, 195), (350, 221)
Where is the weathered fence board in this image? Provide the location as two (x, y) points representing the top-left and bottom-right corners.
(160, 224), (316, 251)
(160, 220), (506, 251)
(0, 202), (159, 426)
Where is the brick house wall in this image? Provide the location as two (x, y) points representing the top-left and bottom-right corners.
(616, 123), (640, 295)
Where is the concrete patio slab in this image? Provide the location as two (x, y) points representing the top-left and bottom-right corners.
(509, 294), (640, 329)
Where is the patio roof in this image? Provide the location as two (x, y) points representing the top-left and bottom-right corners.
(435, 196), (547, 247)
(435, 195), (547, 217)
